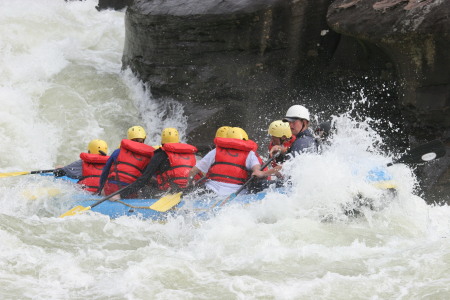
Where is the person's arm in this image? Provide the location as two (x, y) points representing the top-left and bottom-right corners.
(269, 145), (288, 156)
(193, 150), (215, 175)
(97, 149), (119, 193)
(55, 160), (83, 179)
(120, 150), (167, 198)
(252, 165), (282, 178)
(250, 163), (264, 178)
(187, 150), (215, 186)
(246, 151), (282, 178)
(244, 151), (262, 177)
(188, 166), (203, 182)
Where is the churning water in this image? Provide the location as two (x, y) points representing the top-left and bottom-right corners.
(0, 1), (449, 299)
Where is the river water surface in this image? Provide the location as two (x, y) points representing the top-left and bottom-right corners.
(0, 1), (449, 299)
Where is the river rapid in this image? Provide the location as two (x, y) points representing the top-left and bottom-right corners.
(0, 1), (449, 299)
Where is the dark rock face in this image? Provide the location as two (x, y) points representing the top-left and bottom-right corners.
(96, 0), (133, 11)
(328, 0), (450, 134)
(122, 0), (449, 203)
(327, 0), (450, 203)
(418, 141), (450, 205)
(123, 0), (340, 149)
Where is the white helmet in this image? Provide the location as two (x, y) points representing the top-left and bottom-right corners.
(282, 105), (310, 122)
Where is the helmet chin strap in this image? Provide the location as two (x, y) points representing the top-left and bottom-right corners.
(297, 119), (306, 133)
(301, 120), (309, 131)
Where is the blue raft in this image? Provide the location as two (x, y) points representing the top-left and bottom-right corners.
(71, 189), (272, 220)
(60, 166), (396, 220)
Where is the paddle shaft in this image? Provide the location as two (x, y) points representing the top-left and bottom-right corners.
(221, 152), (281, 206)
(91, 183), (134, 209)
(31, 169), (55, 174)
(92, 174), (203, 212)
(195, 175), (208, 185)
(59, 183), (136, 217)
(0, 169), (55, 178)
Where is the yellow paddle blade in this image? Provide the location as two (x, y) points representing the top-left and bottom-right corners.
(22, 188), (62, 200)
(0, 171), (30, 178)
(372, 180), (397, 190)
(149, 192), (182, 212)
(59, 205), (91, 218)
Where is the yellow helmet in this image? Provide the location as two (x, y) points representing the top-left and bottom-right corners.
(268, 120), (292, 138)
(88, 139), (108, 155)
(127, 126), (146, 140)
(227, 127), (248, 140)
(215, 126), (231, 138)
(161, 128), (179, 144)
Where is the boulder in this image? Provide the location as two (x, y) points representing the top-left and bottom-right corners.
(96, 0), (133, 11)
(121, 0), (449, 203)
(327, 0), (450, 203)
(122, 0), (339, 150)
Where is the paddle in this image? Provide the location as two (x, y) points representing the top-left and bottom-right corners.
(192, 174), (208, 186)
(59, 184), (132, 218)
(387, 139), (446, 166)
(219, 151), (281, 207)
(140, 175), (208, 212)
(145, 176), (208, 213)
(149, 192), (183, 212)
(59, 182), (184, 217)
(0, 169), (55, 178)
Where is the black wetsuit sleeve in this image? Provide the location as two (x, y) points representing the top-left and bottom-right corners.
(60, 160), (83, 179)
(97, 148), (120, 193)
(288, 130), (318, 157)
(120, 150), (168, 197)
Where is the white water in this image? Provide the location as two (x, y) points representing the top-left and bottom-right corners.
(0, 1), (449, 299)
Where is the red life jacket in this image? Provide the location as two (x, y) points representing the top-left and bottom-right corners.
(156, 143), (198, 190)
(246, 139), (266, 166)
(207, 137), (255, 185)
(108, 139), (154, 184)
(246, 139), (271, 179)
(78, 153), (110, 193)
(268, 136), (296, 167)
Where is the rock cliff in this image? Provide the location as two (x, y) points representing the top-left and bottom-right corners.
(122, 0), (343, 144)
(327, 0), (450, 203)
(119, 0), (449, 203)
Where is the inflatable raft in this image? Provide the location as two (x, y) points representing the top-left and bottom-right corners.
(61, 165), (396, 220)
(68, 188), (273, 220)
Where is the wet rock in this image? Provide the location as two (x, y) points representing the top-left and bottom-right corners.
(327, 0), (450, 135)
(122, 0), (339, 150)
(328, 0), (450, 203)
(96, 0), (133, 11)
(122, 0), (449, 202)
